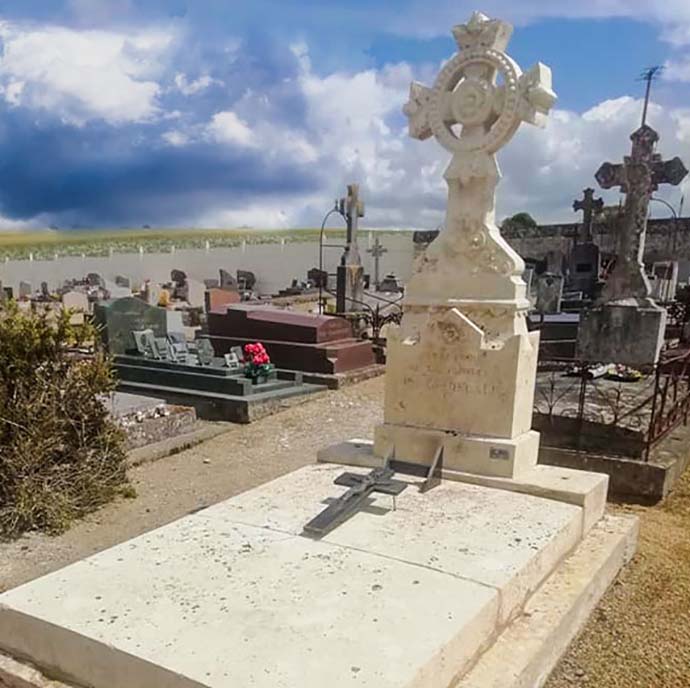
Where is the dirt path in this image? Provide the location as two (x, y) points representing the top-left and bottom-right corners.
(1, 375), (689, 687)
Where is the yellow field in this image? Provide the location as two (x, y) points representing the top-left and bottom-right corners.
(0, 228), (354, 260)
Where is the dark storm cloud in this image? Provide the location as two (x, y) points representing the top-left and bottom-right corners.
(0, 108), (319, 227)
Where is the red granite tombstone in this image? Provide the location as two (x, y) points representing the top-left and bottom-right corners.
(206, 305), (375, 374)
(205, 288), (241, 313)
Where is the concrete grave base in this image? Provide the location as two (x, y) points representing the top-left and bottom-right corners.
(374, 424), (540, 480)
(0, 462), (636, 688)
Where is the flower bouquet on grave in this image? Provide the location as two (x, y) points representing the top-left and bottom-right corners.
(243, 342), (275, 383)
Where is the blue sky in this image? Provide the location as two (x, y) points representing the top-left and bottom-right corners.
(0, 1), (689, 229)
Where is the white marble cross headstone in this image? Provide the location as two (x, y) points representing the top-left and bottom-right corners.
(402, 11), (556, 314)
(374, 13), (557, 480)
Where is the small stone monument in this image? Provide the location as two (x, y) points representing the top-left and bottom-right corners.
(219, 268), (238, 291)
(536, 273), (564, 314)
(374, 10), (556, 478)
(367, 236), (388, 290)
(18, 281), (32, 300)
(62, 291), (89, 325)
(141, 280), (161, 306)
(578, 124), (688, 365)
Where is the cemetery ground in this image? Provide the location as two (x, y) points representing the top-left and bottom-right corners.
(0, 377), (689, 687)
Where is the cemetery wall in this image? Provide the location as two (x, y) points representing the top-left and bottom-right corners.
(504, 218), (690, 263)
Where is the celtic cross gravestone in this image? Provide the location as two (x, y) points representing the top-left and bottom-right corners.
(374, 11), (556, 478)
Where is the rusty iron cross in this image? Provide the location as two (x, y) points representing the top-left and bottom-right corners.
(595, 125), (688, 303)
(573, 188), (604, 243)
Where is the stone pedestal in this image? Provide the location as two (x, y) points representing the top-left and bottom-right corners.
(336, 263), (364, 313)
(374, 307), (540, 479)
(577, 302), (666, 366)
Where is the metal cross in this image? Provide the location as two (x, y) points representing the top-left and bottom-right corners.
(303, 467), (408, 537)
(339, 183), (365, 267)
(573, 188), (604, 244)
(367, 236), (388, 289)
(595, 124), (688, 303)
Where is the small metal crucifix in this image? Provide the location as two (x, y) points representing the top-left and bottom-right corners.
(303, 467), (408, 537)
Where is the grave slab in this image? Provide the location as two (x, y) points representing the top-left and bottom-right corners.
(0, 463), (632, 688)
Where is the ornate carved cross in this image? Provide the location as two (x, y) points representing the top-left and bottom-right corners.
(402, 12), (556, 312)
(573, 188), (604, 243)
(595, 124), (688, 304)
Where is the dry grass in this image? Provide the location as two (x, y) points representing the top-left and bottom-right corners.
(547, 464), (690, 688)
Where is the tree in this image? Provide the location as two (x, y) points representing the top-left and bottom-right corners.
(501, 212), (538, 237)
(0, 302), (130, 538)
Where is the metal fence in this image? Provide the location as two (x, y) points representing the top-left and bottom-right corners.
(534, 348), (690, 461)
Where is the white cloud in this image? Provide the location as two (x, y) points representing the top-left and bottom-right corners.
(0, 20), (174, 125)
(162, 129), (189, 146)
(174, 72), (221, 96)
(206, 111), (256, 147)
(167, 42), (688, 230)
(196, 205), (292, 229)
(664, 57), (690, 83)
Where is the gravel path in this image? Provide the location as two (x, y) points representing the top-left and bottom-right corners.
(1, 375), (689, 687)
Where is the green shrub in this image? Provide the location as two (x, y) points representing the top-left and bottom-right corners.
(0, 302), (129, 539)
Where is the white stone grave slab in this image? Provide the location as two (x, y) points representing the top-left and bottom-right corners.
(0, 464), (604, 688)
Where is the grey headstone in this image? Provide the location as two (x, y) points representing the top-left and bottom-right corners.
(236, 270), (256, 291)
(197, 338), (215, 366)
(19, 281), (32, 299)
(171, 269), (187, 285)
(577, 304), (666, 366)
(536, 273), (563, 314)
(93, 297), (168, 355)
(141, 281), (161, 306)
(219, 269), (238, 290)
(132, 329), (157, 357)
(86, 273), (105, 288)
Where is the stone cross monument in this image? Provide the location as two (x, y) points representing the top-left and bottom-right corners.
(336, 183), (365, 313)
(569, 188), (604, 296)
(577, 124), (688, 365)
(573, 188), (604, 244)
(367, 236), (388, 289)
(374, 12), (556, 479)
